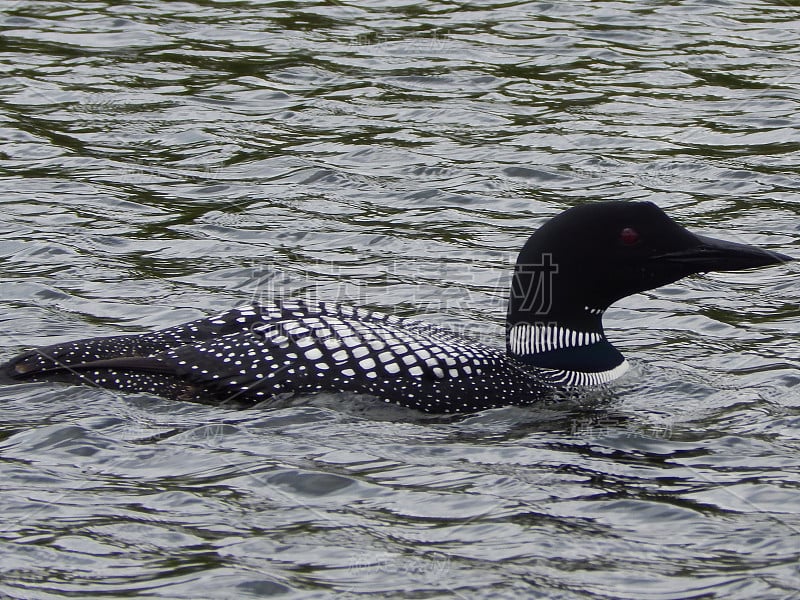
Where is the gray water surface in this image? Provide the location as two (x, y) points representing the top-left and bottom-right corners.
(1, 1), (799, 598)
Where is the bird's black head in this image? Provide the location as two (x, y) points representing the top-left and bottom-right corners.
(508, 201), (793, 334)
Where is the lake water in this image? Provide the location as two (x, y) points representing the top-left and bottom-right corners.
(0, 1), (799, 598)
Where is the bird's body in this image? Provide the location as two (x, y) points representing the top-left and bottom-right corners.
(2, 201), (792, 413)
(7, 300), (554, 412)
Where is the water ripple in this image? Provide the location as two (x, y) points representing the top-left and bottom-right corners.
(1, 0), (799, 598)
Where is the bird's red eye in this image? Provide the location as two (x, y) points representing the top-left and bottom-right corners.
(620, 227), (640, 245)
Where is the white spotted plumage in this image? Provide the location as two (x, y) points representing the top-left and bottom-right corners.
(154, 300), (551, 412)
(5, 300), (624, 413)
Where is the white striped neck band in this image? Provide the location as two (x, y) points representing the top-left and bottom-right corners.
(508, 322), (604, 356)
(539, 359), (630, 387)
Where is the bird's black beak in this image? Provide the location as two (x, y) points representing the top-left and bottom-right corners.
(652, 233), (794, 273)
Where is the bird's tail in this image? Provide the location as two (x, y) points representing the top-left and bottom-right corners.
(1, 346), (208, 403)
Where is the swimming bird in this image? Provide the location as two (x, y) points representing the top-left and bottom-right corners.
(1, 201), (793, 413)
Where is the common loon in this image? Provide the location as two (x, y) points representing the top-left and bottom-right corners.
(1, 202), (793, 413)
